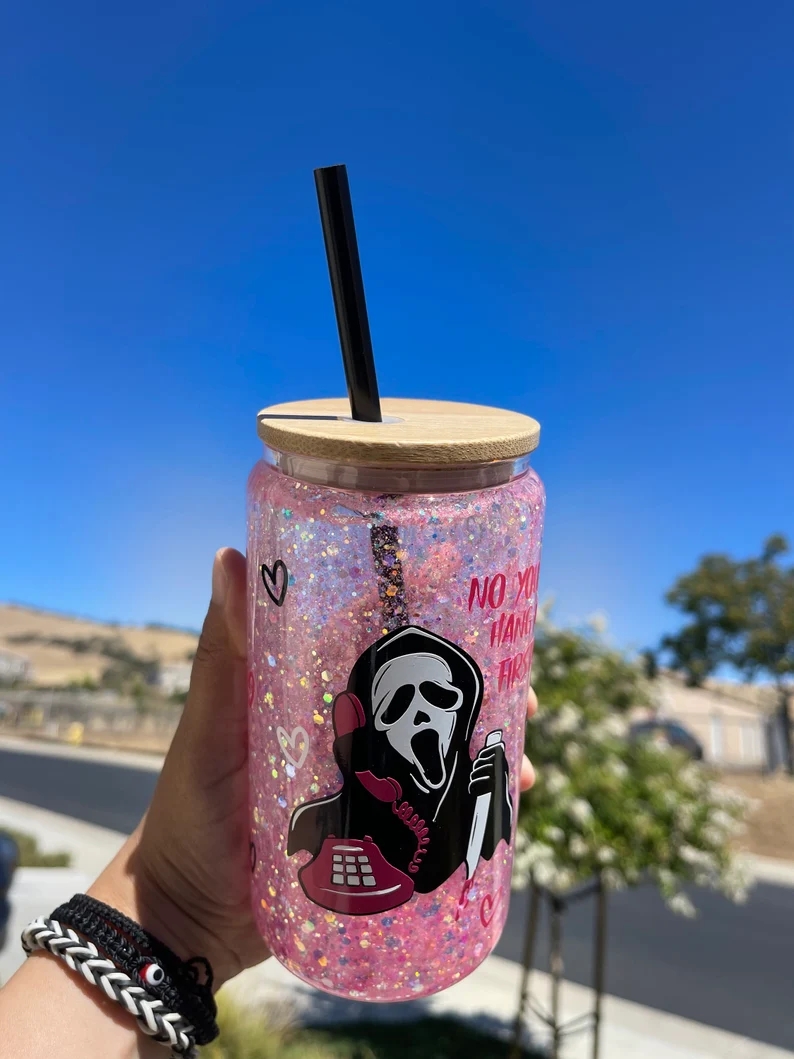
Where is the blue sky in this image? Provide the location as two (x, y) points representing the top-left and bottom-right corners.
(1, 0), (792, 651)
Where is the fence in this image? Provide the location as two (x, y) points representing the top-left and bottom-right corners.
(0, 690), (181, 752)
(1, 689), (786, 769)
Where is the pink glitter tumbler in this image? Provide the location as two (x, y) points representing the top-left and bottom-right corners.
(246, 166), (544, 1000)
(247, 398), (545, 1000)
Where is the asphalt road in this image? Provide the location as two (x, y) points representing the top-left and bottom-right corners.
(0, 748), (159, 833)
(2, 746), (793, 1049)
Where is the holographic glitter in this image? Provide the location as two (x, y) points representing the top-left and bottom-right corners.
(370, 520), (408, 630)
(247, 458), (545, 1001)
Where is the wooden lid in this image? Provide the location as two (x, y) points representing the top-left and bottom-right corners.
(256, 397), (540, 465)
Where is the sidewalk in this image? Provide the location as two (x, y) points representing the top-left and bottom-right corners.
(0, 795), (126, 984)
(1, 795), (791, 1058)
(227, 952), (794, 1059)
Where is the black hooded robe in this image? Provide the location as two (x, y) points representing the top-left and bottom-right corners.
(288, 626), (512, 903)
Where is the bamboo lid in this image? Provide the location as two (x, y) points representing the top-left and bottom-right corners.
(256, 397), (540, 466)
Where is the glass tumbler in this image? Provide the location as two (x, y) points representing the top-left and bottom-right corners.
(247, 398), (545, 1001)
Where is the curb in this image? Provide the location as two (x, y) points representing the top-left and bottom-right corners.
(0, 734), (163, 772)
(743, 853), (794, 889)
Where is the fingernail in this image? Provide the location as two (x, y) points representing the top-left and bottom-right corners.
(211, 551), (228, 607)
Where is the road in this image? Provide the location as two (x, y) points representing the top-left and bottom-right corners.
(2, 746), (793, 1050)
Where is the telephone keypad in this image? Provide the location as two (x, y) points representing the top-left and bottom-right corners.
(329, 846), (379, 888)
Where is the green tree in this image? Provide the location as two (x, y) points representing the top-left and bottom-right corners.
(516, 612), (750, 912)
(660, 534), (794, 772)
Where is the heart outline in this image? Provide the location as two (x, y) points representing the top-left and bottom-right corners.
(261, 560), (289, 607)
(276, 725), (309, 769)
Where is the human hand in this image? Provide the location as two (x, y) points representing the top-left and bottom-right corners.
(520, 686), (538, 792)
(469, 739), (509, 797)
(90, 547), (266, 989)
(90, 549), (538, 991)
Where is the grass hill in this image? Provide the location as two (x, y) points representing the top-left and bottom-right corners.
(0, 602), (198, 687)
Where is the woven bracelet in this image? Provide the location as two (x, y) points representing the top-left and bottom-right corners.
(22, 917), (197, 1057)
(23, 895), (219, 1056)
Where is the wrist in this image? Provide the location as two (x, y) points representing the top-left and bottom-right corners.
(88, 829), (230, 990)
(1, 949), (162, 1059)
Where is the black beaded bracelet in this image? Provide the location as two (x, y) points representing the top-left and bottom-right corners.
(50, 895), (219, 1047)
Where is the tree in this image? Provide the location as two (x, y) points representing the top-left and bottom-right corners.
(511, 613), (750, 1058)
(660, 535), (794, 772)
(515, 612), (750, 911)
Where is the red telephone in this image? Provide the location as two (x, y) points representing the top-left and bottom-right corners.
(298, 835), (414, 915)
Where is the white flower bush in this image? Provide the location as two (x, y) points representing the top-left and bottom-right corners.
(513, 615), (752, 915)
(667, 893), (697, 918)
(567, 798), (593, 825)
(569, 835), (589, 859)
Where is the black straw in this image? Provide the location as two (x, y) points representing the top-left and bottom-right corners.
(314, 165), (382, 423)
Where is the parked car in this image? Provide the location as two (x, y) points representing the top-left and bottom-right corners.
(629, 719), (704, 760)
(0, 831), (19, 952)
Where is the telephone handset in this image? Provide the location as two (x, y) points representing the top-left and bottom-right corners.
(298, 835), (415, 915)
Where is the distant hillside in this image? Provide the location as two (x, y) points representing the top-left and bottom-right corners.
(0, 603), (198, 687)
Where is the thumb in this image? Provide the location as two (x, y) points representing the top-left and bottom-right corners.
(178, 548), (247, 751)
(203, 547), (247, 661)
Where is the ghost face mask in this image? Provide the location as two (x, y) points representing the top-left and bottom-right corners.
(372, 652), (464, 790)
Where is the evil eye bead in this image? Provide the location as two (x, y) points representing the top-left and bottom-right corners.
(141, 962), (165, 987)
